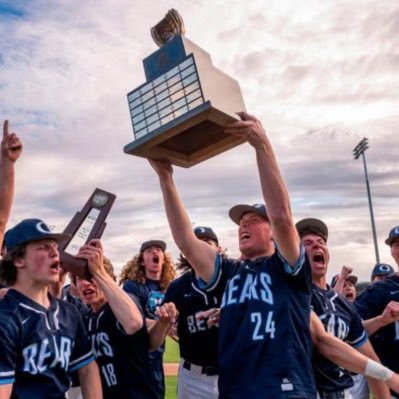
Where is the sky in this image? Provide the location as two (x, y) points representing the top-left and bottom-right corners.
(1, 0), (398, 281)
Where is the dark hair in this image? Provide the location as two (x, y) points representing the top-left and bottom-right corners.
(70, 256), (116, 284)
(0, 244), (26, 286)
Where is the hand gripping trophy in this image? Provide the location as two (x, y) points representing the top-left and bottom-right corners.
(124, 9), (246, 167)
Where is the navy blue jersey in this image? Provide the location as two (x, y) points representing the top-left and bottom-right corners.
(84, 294), (158, 399)
(355, 274), (399, 374)
(311, 284), (368, 392)
(123, 279), (165, 398)
(164, 270), (225, 367)
(206, 248), (315, 399)
(0, 289), (94, 399)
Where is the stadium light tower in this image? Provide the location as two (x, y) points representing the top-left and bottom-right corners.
(353, 137), (380, 264)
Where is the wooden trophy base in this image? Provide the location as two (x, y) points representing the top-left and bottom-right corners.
(124, 102), (246, 168)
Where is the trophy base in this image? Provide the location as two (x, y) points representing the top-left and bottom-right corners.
(124, 102), (246, 168)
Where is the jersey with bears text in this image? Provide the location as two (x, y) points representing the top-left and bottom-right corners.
(84, 294), (158, 399)
(206, 249), (316, 399)
(0, 289), (94, 399)
(311, 284), (368, 392)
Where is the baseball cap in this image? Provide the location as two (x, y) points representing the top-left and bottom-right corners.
(296, 218), (328, 243)
(140, 240), (166, 253)
(4, 218), (71, 251)
(193, 226), (218, 244)
(371, 263), (395, 278)
(331, 274), (358, 288)
(229, 203), (268, 225)
(385, 225), (399, 246)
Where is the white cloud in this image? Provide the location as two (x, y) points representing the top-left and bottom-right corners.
(1, 0), (398, 280)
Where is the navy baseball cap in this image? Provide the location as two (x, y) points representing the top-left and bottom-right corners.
(194, 226), (218, 244)
(296, 218), (328, 243)
(229, 203), (268, 225)
(4, 219), (70, 251)
(385, 225), (399, 246)
(371, 263), (395, 278)
(331, 274), (358, 288)
(140, 240), (166, 253)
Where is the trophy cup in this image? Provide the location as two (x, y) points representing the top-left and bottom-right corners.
(124, 9), (246, 168)
(59, 188), (116, 278)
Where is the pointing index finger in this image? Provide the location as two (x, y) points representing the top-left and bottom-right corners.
(3, 120), (9, 139)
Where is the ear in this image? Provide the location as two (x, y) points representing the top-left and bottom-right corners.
(14, 257), (25, 269)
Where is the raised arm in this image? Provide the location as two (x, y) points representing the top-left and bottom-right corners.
(0, 120), (22, 248)
(224, 113), (299, 267)
(149, 160), (217, 282)
(310, 312), (397, 396)
(78, 361), (103, 399)
(77, 240), (143, 334)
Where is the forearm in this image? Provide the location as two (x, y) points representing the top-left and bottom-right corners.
(94, 273), (143, 334)
(158, 173), (216, 282)
(357, 342), (390, 398)
(0, 159), (15, 238)
(363, 316), (387, 336)
(79, 362), (103, 399)
(0, 384), (12, 399)
(255, 143), (299, 265)
(148, 320), (170, 351)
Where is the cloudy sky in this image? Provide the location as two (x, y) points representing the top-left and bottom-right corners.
(1, 0), (398, 281)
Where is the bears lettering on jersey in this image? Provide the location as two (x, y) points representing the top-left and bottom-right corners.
(91, 332), (114, 358)
(22, 335), (72, 374)
(221, 272), (274, 308)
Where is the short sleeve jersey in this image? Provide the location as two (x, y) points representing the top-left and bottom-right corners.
(164, 270), (225, 367)
(84, 294), (159, 399)
(311, 284), (368, 392)
(0, 289), (94, 399)
(208, 248), (315, 399)
(354, 274), (399, 373)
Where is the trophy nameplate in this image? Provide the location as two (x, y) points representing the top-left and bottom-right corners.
(124, 9), (246, 168)
(59, 188), (116, 278)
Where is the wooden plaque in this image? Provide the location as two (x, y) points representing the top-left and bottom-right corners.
(59, 188), (116, 279)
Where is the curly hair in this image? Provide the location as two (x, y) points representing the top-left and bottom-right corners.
(119, 251), (175, 292)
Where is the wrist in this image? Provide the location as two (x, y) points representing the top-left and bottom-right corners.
(365, 359), (394, 381)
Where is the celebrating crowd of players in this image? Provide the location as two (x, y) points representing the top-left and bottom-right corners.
(1, 116), (399, 399)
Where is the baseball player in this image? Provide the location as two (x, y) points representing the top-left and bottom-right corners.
(296, 217), (390, 398)
(75, 239), (177, 399)
(355, 225), (399, 398)
(330, 267), (358, 302)
(0, 218), (102, 399)
(120, 239), (175, 398)
(150, 112), (318, 398)
(371, 263), (395, 283)
(0, 120), (22, 253)
(163, 226), (224, 399)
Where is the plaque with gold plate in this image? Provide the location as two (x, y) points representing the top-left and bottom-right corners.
(124, 9), (246, 168)
(59, 188), (116, 278)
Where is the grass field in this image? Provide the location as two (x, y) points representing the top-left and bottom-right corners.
(164, 337), (179, 398)
(165, 375), (177, 399)
(164, 337), (180, 363)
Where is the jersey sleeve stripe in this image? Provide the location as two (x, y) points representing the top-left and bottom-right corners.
(276, 243), (306, 276)
(0, 378), (14, 385)
(69, 351), (95, 372)
(0, 371), (15, 385)
(347, 331), (368, 348)
(200, 253), (222, 292)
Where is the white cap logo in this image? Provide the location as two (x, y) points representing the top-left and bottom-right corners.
(379, 264), (391, 272)
(253, 203), (263, 209)
(196, 227), (206, 233)
(35, 221), (51, 234)
(394, 226), (399, 235)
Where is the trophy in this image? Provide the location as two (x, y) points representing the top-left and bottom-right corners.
(59, 188), (116, 278)
(124, 9), (246, 168)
